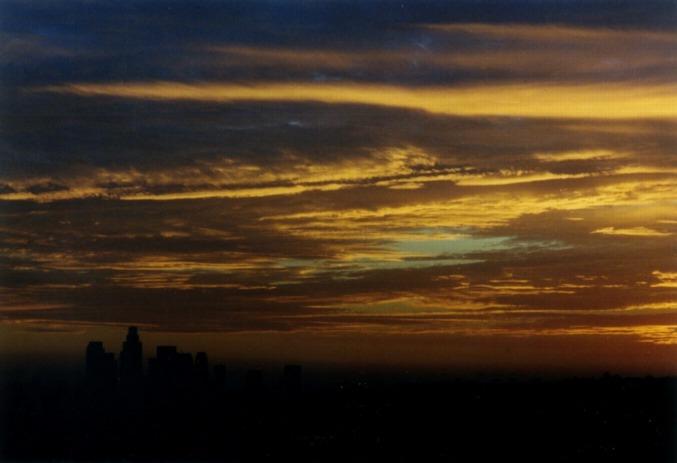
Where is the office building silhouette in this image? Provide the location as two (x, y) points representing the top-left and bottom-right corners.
(149, 345), (175, 386)
(85, 341), (117, 389)
(119, 326), (143, 385)
(148, 345), (195, 389)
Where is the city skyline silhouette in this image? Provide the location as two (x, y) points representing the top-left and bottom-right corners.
(2, 325), (675, 462)
(1, 0), (676, 460)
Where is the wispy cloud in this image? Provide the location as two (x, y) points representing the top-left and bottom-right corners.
(38, 81), (677, 119)
(591, 226), (672, 237)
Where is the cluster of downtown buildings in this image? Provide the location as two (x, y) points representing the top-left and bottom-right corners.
(85, 326), (302, 393)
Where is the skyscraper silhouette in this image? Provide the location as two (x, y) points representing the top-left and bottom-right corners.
(119, 326), (143, 385)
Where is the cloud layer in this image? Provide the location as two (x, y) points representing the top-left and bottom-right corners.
(1, 0), (676, 370)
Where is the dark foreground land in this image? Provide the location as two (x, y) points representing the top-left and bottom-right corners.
(1, 371), (675, 462)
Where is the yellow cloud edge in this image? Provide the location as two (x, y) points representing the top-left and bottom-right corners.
(38, 81), (677, 119)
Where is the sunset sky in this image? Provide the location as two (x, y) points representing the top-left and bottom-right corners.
(1, 0), (676, 373)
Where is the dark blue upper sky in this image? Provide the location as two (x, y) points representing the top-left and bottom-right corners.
(2, 0), (675, 86)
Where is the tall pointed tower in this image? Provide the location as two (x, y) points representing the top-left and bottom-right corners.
(119, 326), (143, 384)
